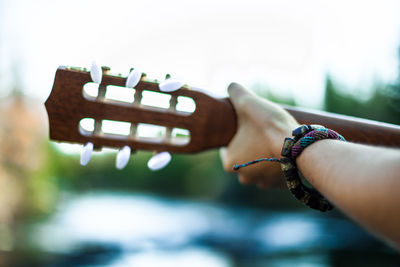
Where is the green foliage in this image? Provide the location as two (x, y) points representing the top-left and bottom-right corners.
(53, 149), (229, 199)
(251, 82), (296, 106)
(38, 145), (302, 212)
(324, 76), (400, 125)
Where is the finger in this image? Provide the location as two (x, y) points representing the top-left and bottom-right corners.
(227, 83), (281, 125)
(227, 83), (256, 115)
(227, 82), (252, 102)
(219, 147), (235, 173)
(238, 174), (254, 185)
(238, 171), (265, 185)
(219, 147), (227, 161)
(258, 177), (282, 189)
(257, 180), (269, 190)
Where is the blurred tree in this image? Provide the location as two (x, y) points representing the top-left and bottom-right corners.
(0, 91), (55, 252)
(252, 82), (296, 106)
(324, 46), (400, 125)
(324, 76), (400, 125)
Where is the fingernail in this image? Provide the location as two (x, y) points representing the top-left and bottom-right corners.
(227, 82), (239, 93)
(227, 82), (245, 97)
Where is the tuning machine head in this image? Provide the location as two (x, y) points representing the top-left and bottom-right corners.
(159, 75), (183, 92)
(126, 69), (142, 88)
(90, 61), (102, 84)
(147, 152), (171, 171)
(80, 142), (94, 166)
(90, 61), (111, 82)
(116, 146), (132, 169)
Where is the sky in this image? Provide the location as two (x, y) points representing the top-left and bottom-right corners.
(1, 0), (400, 108)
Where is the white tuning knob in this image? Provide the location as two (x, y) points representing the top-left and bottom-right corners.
(147, 152), (171, 171)
(159, 78), (183, 92)
(90, 61), (102, 84)
(116, 146), (131, 170)
(80, 142), (94, 166)
(125, 69), (142, 88)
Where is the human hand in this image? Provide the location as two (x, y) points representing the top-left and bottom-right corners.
(220, 83), (300, 188)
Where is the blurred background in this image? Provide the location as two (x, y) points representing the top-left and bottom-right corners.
(1, 0), (400, 266)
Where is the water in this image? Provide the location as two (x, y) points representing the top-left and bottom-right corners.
(6, 192), (400, 266)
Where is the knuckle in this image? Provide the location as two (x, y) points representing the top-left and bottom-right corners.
(239, 174), (252, 185)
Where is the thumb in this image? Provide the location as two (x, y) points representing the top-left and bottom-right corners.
(227, 82), (253, 104)
(227, 82), (257, 116)
(227, 82), (292, 128)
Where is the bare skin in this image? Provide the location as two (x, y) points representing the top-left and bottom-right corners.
(220, 82), (400, 248)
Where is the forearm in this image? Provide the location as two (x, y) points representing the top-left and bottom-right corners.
(297, 140), (400, 247)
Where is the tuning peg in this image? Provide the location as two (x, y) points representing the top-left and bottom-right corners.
(90, 61), (102, 84)
(116, 146), (131, 170)
(125, 69), (142, 88)
(159, 78), (183, 92)
(102, 66), (111, 75)
(147, 152), (171, 171)
(80, 142), (94, 166)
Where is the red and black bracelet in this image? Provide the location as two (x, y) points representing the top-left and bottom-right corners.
(233, 124), (346, 212)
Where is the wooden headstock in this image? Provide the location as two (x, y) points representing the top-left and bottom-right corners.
(45, 66), (237, 153)
(45, 65), (400, 160)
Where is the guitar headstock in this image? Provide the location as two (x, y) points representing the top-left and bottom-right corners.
(45, 65), (237, 169)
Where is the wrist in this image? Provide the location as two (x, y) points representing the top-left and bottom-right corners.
(233, 124), (346, 212)
(265, 121), (300, 158)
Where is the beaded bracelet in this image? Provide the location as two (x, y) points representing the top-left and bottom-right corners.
(233, 125), (346, 212)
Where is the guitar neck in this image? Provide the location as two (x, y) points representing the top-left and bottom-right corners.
(282, 105), (400, 147)
(210, 98), (400, 148)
